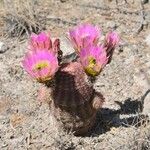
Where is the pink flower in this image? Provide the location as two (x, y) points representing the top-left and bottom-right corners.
(104, 31), (119, 63)
(22, 50), (59, 82)
(30, 32), (60, 54)
(69, 24), (100, 52)
(105, 31), (119, 48)
(79, 46), (108, 76)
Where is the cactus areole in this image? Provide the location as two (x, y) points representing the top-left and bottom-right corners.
(22, 24), (119, 136)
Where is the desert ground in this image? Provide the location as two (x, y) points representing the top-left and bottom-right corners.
(0, 0), (150, 149)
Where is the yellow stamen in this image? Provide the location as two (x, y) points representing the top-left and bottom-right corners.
(33, 61), (49, 71)
(89, 57), (96, 66)
(85, 57), (101, 76)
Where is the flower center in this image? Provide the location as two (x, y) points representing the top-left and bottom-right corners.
(88, 57), (96, 67)
(33, 61), (49, 71)
(85, 57), (101, 76)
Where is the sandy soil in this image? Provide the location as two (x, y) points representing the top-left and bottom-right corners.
(0, 0), (150, 149)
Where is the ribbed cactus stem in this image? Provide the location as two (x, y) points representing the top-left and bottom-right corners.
(49, 62), (104, 135)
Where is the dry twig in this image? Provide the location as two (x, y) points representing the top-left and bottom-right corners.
(2, 0), (44, 37)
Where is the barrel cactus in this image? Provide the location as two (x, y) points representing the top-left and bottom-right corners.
(22, 24), (119, 135)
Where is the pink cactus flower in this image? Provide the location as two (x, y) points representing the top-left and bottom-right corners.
(69, 24), (100, 52)
(22, 50), (59, 82)
(79, 45), (108, 76)
(30, 32), (60, 54)
(104, 31), (119, 63)
(105, 31), (119, 48)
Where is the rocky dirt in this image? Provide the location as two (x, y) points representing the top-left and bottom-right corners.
(0, 0), (150, 149)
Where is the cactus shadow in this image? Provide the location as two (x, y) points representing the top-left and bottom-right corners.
(88, 90), (150, 137)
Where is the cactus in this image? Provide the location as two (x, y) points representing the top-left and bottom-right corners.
(22, 25), (119, 135)
(50, 62), (104, 135)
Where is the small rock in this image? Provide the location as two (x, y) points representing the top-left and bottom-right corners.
(60, 37), (77, 63)
(1, 143), (8, 148)
(0, 42), (8, 54)
(141, 0), (149, 4)
(145, 34), (150, 46)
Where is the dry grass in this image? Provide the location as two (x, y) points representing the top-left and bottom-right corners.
(1, 0), (44, 37)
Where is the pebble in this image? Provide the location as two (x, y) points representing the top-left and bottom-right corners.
(0, 42), (8, 54)
(145, 34), (150, 46)
(60, 37), (76, 63)
(141, 0), (149, 4)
